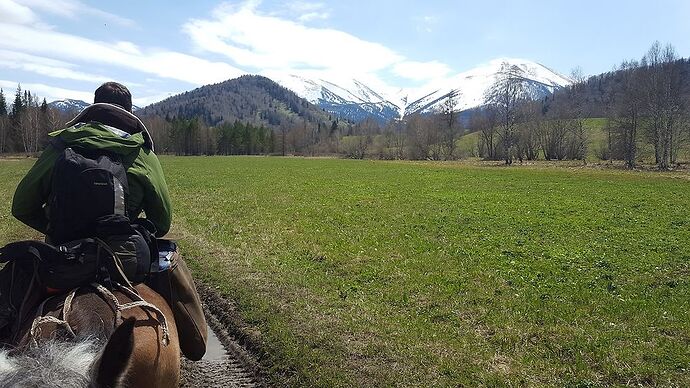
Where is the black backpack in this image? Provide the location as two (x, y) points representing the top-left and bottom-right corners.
(48, 137), (130, 245)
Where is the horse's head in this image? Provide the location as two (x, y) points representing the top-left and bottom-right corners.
(0, 317), (136, 388)
(2, 283), (179, 387)
(90, 317), (136, 388)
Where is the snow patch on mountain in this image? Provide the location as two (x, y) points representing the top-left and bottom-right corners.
(48, 99), (90, 113)
(48, 99), (141, 113)
(271, 58), (572, 122)
(268, 73), (402, 122)
(404, 58), (572, 115)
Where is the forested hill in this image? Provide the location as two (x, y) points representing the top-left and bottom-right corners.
(139, 75), (332, 129)
(546, 57), (690, 118)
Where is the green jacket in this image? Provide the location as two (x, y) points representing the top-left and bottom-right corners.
(12, 121), (172, 237)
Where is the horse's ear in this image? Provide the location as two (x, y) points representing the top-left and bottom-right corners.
(92, 317), (136, 388)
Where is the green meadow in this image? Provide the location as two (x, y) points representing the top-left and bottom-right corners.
(1, 156), (689, 387)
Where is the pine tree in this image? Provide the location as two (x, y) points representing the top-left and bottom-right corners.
(11, 84), (23, 121)
(0, 89), (7, 117)
(0, 89), (6, 153)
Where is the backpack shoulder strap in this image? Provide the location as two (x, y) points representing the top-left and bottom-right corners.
(49, 136), (67, 152)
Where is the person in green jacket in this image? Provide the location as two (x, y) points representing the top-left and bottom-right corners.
(0, 82), (171, 343)
(12, 81), (172, 239)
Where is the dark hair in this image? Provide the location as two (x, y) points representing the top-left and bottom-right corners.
(94, 82), (132, 112)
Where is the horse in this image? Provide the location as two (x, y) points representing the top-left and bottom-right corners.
(0, 282), (180, 387)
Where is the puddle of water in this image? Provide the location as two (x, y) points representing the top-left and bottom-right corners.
(202, 324), (227, 361)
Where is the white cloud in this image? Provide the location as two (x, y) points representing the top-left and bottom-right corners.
(183, 0), (458, 92)
(133, 90), (185, 107)
(0, 23), (246, 85)
(17, 0), (137, 27)
(2, 0), (462, 106)
(393, 60), (452, 81)
(298, 11), (330, 22)
(114, 41), (142, 55)
(0, 50), (111, 83)
(0, 0), (39, 25)
(285, 1), (326, 13)
(183, 1), (402, 74)
(415, 15), (438, 33)
(0, 79), (92, 103)
(283, 1), (330, 22)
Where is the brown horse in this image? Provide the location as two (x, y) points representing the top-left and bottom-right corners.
(0, 283), (180, 387)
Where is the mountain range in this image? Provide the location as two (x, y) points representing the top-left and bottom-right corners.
(48, 98), (90, 113)
(49, 58), (571, 124)
(268, 58), (572, 122)
(48, 99), (141, 114)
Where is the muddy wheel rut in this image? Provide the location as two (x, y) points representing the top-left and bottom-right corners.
(179, 283), (263, 387)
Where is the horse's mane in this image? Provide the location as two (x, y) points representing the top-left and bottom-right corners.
(0, 338), (103, 387)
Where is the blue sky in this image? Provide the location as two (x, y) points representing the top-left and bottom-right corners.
(1, 0), (688, 106)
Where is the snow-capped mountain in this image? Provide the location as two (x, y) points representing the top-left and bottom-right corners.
(271, 58), (572, 122)
(48, 98), (90, 113)
(268, 74), (401, 123)
(48, 99), (141, 113)
(403, 58), (572, 117)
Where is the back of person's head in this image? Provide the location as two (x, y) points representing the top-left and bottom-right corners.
(94, 82), (132, 112)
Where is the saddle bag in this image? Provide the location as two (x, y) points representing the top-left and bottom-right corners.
(95, 215), (152, 284)
(0, 240), (101, 291)
(147, 240), (207, 361)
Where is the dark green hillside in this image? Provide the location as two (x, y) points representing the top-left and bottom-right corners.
(139, 75), (331, 129)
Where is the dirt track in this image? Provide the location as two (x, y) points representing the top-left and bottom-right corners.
(179, 283), (263, 388)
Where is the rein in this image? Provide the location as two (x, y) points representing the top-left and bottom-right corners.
(29, 282), (170, 346)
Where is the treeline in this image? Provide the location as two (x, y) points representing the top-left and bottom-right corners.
(0, 85), (63, 154)
(144, 116), (276, 156)
(141, 109), (467, 160)
(598, 43), (688, 168)
(473, 41), (690, 167)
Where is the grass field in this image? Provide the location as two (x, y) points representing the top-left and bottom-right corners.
(1, 156), (689, 386)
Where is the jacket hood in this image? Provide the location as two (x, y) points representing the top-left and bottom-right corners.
(50, 121), (145, 159)
(65, 103), (155, 151)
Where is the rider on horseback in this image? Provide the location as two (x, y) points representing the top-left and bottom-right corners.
(12, 81), (171, 241)
(1, 82), (207, 361)
(0, 82), (171, 340)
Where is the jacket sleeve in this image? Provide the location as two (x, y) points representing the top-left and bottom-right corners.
(138, 150), (172, 237)
(11, 146), (59, 234)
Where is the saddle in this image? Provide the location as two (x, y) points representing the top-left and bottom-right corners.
(0, 238), (207, 361)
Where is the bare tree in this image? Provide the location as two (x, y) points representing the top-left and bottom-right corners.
(515, 102), (541, 161)
(378, 120), (404, 159)
(640, 42), (685, 168)
(0, 89), (7, 153)
(279, 123), (289, 156)
(568, 67), (588, 162)
(0, 116), (6, 154)
(19, 90), (42, 153)
(569, 67), (586, 85)
(405, 114), (437, 160)
(484, 62), (528, 164)
(342, 118), (377, 159)
(610, 60), (644, 168)
(441, 89), (461, 160)
(390, 120), (406, 159)
(472, 108), (498, 160)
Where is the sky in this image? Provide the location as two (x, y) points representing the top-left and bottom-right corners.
(1, 0), (689, 107)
